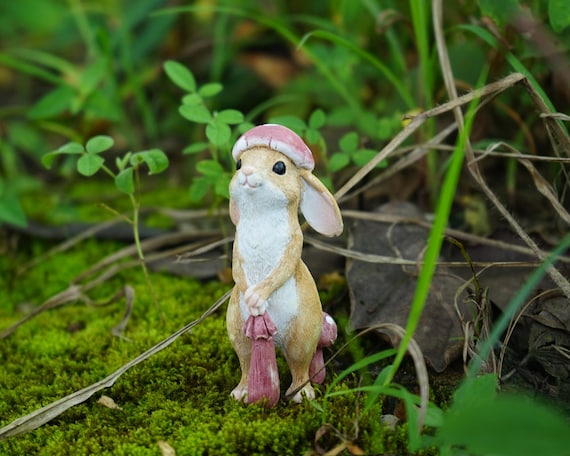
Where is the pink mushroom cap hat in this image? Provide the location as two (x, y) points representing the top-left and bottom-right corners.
(231, 124), (315, 171)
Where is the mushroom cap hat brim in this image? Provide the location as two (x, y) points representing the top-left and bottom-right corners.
(231, 124), (315, 171)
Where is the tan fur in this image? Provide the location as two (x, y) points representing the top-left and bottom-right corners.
(227, 146), (342, 403)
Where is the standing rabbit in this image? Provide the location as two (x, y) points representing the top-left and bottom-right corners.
(227, 124), (343, 406)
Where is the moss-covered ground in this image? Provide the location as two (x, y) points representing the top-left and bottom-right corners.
(0, 232), (422, 455)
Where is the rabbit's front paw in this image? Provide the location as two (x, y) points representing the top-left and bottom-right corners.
(244, 286), (268, 316)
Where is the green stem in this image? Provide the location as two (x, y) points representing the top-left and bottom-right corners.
(409, 0), (437, 204)
(130, 168), (164, 323)
(101, 164), (116, 180)
(67, 0), (98, 60)
(129, 192), (145, 262)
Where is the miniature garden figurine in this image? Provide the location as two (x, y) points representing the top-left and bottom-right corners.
(227, 124), (343, 407)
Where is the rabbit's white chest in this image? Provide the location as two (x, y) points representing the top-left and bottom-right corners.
(236, 212), (299, 336)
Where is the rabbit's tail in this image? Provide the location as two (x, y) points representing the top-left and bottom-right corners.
(309, 312), (338, 384)
(244, 313), (280, 407)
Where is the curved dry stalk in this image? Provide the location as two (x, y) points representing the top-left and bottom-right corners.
(496, 288), (559, 379)
(472, 147), (570, 163)
(452, 263), (498, 374)
(305, 235), (539, 269)
(1, 285), (86, 338)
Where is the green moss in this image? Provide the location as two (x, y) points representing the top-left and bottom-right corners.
(0, 236), (431, 455)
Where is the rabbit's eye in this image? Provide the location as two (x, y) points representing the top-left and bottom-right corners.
(236, 159), (242, 170)
(272, 161), (286, 175)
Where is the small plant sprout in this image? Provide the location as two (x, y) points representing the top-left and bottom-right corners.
(164, 60), (253, 203)
(43, 136), (169, 317)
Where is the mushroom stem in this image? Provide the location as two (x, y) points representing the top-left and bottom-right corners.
(310, 312), (338, 384)
(243, 313), (280, 407)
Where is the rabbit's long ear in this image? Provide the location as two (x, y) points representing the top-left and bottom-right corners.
(300, 172), (343, 237)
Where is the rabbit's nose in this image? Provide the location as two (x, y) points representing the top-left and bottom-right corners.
(241, 165), (255, 175)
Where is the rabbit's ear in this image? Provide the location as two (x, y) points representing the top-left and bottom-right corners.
(229, 199), (240, 225)
(300, 172), (343, 237)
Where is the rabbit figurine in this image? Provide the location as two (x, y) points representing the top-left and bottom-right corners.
(227, 124), (343, 406)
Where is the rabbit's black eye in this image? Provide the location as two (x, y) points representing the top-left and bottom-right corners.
(272, 161), (286, 175)
(236, 159), (242, 170)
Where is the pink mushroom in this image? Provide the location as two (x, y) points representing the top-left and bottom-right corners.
(243, 313), (280, 407)
(310, 312), (338, 384)
(232, 124), (315, 171)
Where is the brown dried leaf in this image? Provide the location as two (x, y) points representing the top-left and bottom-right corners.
(97, 395), (122, 410)
(157, 440), (176, 456)
(346, 202), (472, 372)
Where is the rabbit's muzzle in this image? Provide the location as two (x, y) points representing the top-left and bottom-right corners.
(237, 166), (262, 189)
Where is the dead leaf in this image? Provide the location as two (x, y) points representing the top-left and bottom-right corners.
(157, 440), (176, 456)
(346, 201), (472, 372)
(525, 293), (570, 385)
(345, 442), (366, 455)
(97, 395), (122, 410)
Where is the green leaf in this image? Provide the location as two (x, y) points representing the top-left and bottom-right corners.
(196, 159), (224, 177)
(0, 191), (27, 227)
(452, 374), (497, 410)
(58, 142), (85, 154)
(114, 167), (134, 194)
(189, 176), (210, 202)
(477, 0), (518, 26)
(237, 122), (256, 134)
(198, 82), (223, 98)
(181, 93), (203, 105)
(78, 59), (107, 96)
(268, 115), (306, 133)
(328, 152), (351, 172)
(206, 120), (231, 146)
(115, 152), (132, 171)
(41, 152), (63, 170)
(27, 85), (74, 119)
(358, 111), (381, 139)
(77, 154), (104, 176)
(164, 60), (196, 92)
(41, 142), (84, 169)
(353, 149), (384, 167)
(214, 173), (231, 199)
(549, 0), (570, 33)
(216, 109), (244, 125)
(179, 104), (212, 124)
(305, 128), (321, 145)
(378, 116), (398, 140)
(437, 391), (570, 455)
(308, 109), (326, 129)
(86, 135), (114, 154)
(130, 149), (169, 174)
(339, 131), (358, 153)
(183, 142), (209, 155)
